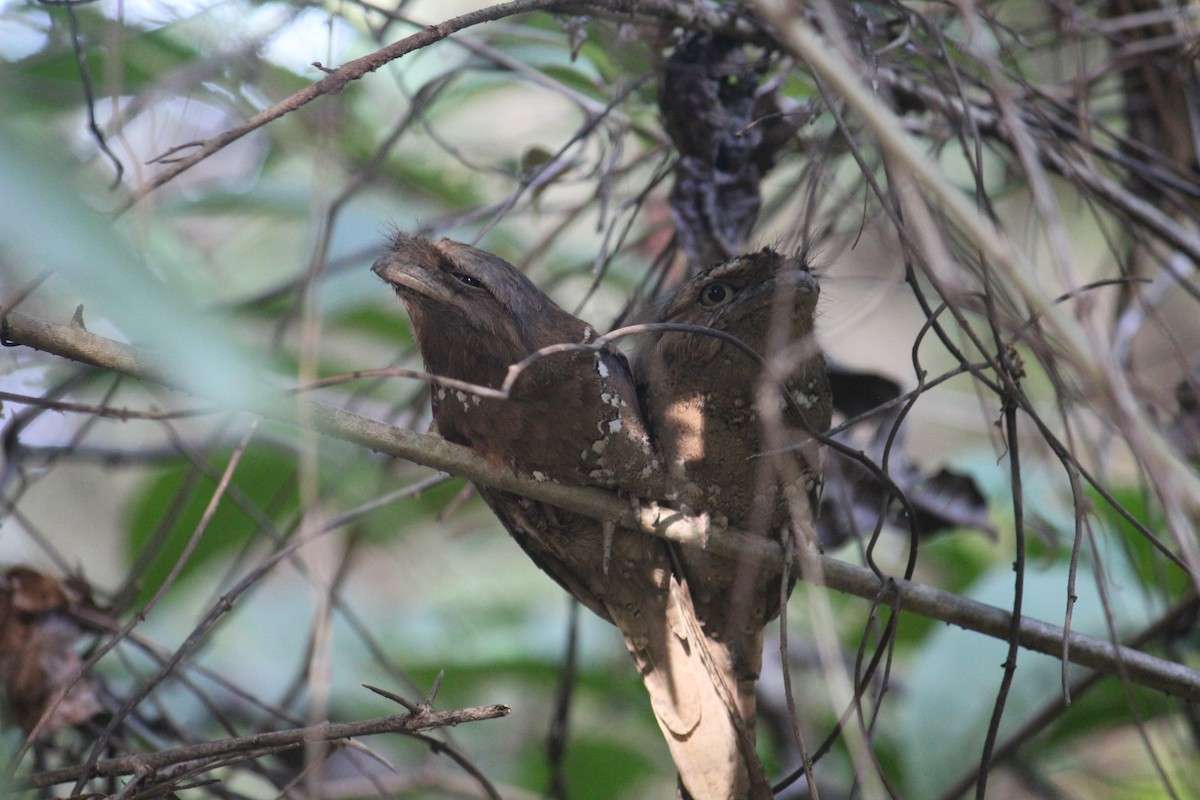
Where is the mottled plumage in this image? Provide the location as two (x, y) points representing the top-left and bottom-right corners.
(637, 248), (832, 750)
(373, 235), (761, 799)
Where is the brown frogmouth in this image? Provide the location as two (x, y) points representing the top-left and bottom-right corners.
(372, 234), (766, 800)
(637, 248), (832, 751)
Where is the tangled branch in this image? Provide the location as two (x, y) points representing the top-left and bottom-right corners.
(3, 308), (1198, 702)
(25, 702), (510, 790)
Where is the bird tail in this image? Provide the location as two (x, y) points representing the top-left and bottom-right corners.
(613, 561), (773, 800)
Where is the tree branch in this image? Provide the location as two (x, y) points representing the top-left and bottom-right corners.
(125, 0), (758, 208)
(749, 0), (1200, 585)
(3, 308), (1199, 701)
(25, 703), (510, 788)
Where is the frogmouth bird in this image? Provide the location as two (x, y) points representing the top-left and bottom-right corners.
(373, 234), (767, 800)
(637, 247), (832, 749)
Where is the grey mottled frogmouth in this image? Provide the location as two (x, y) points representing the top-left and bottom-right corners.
(637, 248), (832, 752)
(372, 234), (764, 800)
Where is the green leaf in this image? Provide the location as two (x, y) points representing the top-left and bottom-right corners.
(1090, 485), (1192, 597)
(124, 448), (299, 607)
(897, 556), (1161, 799)
(536, 736), (658, 800)
(12, 14), (201, 105)
(0, 119), (266, 407)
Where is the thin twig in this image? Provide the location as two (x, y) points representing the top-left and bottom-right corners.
(4, 309), (1200, 702)
(58, 424), (259, 790)
(23, 704), (510, 789)
(123, 0), (757, 209)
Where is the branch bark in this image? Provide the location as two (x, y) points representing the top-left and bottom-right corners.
(3, 309), (1199, 702)
(749, 0), (1200, 586)
(125, 0), (758, 208)
(25, 703), (510, 788)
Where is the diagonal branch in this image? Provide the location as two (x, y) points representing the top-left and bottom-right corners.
(125, 0), (758, 208)
(3, 309), (1200, 701)
(128, 0), (575, 207)
(748, 0), (1200, 586)
(25, 703), (510, 789)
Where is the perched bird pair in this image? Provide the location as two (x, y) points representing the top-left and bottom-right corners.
(373, 235), (831, 799)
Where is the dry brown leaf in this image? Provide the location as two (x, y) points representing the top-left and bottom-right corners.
(0, 566), (105, 734)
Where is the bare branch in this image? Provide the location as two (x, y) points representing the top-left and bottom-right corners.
(749, 0), (1200, 585)
(24, 703), (510, 789)
(4, 309), (1199, 702)
(124, 0), (758, 208)
(127, 0), (575, 206)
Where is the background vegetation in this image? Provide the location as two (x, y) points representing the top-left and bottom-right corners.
(1, 1), (1199, 798)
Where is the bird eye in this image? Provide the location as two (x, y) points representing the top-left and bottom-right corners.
(452, 272), (483, 288)
(699, 281), (734, 307)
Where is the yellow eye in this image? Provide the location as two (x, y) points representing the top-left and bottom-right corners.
(699, 281), (734, 307)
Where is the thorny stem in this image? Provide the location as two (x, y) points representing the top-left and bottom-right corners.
(25, 704), (510, 790)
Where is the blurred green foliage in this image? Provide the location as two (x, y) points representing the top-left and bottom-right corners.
(0, 1), (1197, 798)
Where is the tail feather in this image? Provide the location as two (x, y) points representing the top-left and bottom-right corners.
(481, 490), (772, 798)
(610, 555), (772, 800)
